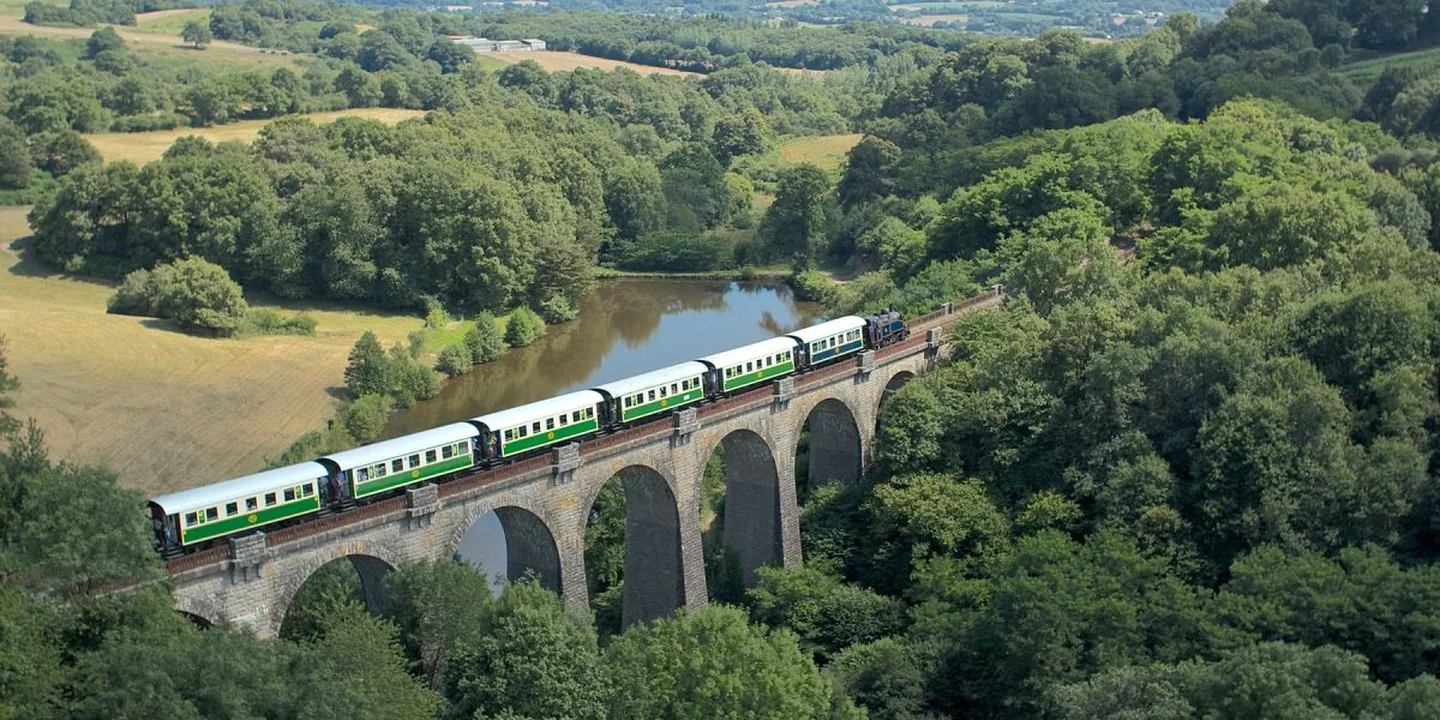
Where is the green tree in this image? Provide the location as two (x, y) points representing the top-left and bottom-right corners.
(384, 560), (495, 691)
(443, 580), (609, 720)
(0, 334), (19, 439)
(464, 313), (504, 365)
(0, 118), (32, 190)
(181, 20), (212, 49)
(603, 605), (838, 719)
(290, 604), (443, 720)
(503, 307), (545, 348)
(84, 26), (124, 60)
(434, 344), (472, 378)
(140, 257), (249, 336)
(747, 565), (906, 661)
(344, 332), (390, 397)
(342, 394), (391, 443)
(838, 136), (902, 209)
(759, 163), (835, 271)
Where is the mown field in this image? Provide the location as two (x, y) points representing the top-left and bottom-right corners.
(133, 7), (210, 34)
(1337, 46), (1440, 82)
(84, 108), (428, 165)
(477, 50), (698, 76)
(777, 133), (864, 172)
(0, 206), (427, 495)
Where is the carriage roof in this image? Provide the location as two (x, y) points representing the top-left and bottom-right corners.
(471, 390), (606, 431)
(149, 461), (329, 516)
(785, 316), (867, 344)
(591, 361), (709, 399)
(696, 336), (799, 370)
(321, 422), (479, 471)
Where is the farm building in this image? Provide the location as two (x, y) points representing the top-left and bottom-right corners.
(450, 36), (547, 52)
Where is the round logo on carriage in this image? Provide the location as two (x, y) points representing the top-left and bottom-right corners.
(661, 398), (668, 407)
(411, 470), (420, 478)
(247, 513), (258, 524)
(548, 431), (555, 440)
(758, 370), (764, 378)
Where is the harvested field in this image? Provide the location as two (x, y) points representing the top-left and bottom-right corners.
(481, 50), (697, 76)
(84, 108), (428, 165)
(0, 14), (269, 56)
(0, 206), (426, 495)
(898, 13), (967, 26)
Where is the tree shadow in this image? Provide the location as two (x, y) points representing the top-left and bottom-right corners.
(3, 237), (119, 290)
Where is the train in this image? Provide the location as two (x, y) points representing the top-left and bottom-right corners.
(148, 310), (912, 554)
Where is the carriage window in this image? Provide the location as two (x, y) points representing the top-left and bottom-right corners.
(442, 445), (454, 459)
(459, 441), (469, 454)
(302, 485), (313, 497)
(185, 512), (198, 525)
(375, 464), (387, 477)
(585, 408), (593, 419)
(409, 454), (421, 467)
(392, 459), (404, 473)
(425, 449), (437, 463)
(285, 488), (296, 502)
(206, 508), (218, 521)
(660, 386), (667, 397)
(559, 414), (568, 426)
(265, 492), (276, 507)
(546, 418), (555, 430)
(532, 422), (541, 433)
(246, 498), (258, 512)
(648, 390), (656, 401)
(671, 383), (679, 394)
(357, 468), (369, 482)
(225, 502), (238, 516)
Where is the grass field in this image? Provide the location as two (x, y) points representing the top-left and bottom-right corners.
(0, 206), (428, 495)
(1337, 46), (1440, 82)
(0, 14), (276, 58)
(133, 8), (210, 34)
(778, 133), (864, 172)
(84, 108), (428, 165)
(479, 50), (697, 76)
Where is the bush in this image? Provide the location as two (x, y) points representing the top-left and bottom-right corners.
(422, 297), (450, 329)
(106, 258), (248, 336)
(504, 307), (545, 348)
(435, 343), (473, 377)
(342, 393), (390, 443)
(244, 309), (316, 336)
(465, 313), (504, 364)
(109, 113), (190, 133)
(788, 269), (835, 303)
(390, 351), (441, 408)
(539, 295), (577, 324)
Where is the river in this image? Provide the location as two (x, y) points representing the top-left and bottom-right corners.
(381, 278), (821, 588)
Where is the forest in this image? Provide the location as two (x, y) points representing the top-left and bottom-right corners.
(6, 0), (1440, 716)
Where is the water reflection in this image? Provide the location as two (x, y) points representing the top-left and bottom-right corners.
(384, 279), (821, 593)
(384, 279), (821, 438)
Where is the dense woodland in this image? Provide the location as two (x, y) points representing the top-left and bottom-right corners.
(7, 0), (1440, 716)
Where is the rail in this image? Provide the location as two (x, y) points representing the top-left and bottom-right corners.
(162, 285), (1011, 574)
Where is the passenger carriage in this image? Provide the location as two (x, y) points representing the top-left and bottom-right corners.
(320, 423), (479, 501)
(786, 316), (867, 369)
(149, 461), (328, 548)
(698, 337), (798, 394)
(472, 390), (605, 460)
(594, 361), (709, 425)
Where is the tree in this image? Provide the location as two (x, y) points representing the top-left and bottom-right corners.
(106, 258), (248, 336)
(464, 314), (504, 365)
(747, 565), (906, 661)
(181, 19), (212, 50)
(344, 332), (390, 397)
(504, 307), (545, 348)
(0, 118), (31, 190)
(434, 344), (472, 378)
(443, 580), (609, 720)
(759, 163), (834, 271)
(0, 335), (19, 440)
(85, 26), (124, 60)
(384, 560), (495, 691)
(31, 129), (101, 177)
(290, 604), (443, 720)
(838, 136), (902, 209)
(603, 605), (839, 720)
(342, 394), (391, 443)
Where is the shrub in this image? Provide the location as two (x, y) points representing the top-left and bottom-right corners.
(539, 295), (577, 324)
(435, 343), (473, 377)
(107, 268), (155, 316)
(244, 309), (316, 336)
(504, 307), (545, 348)
(465, 313), (504, 364)
(106, 258), (248, 336)
(788, 269), (835, 303)
(342, 394), (390, 443)
(422, 296), (450, 329)
(390, 352), (440, 408)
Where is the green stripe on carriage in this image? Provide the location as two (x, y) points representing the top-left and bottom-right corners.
(620, 390), (702, 422)
(722, 361), (794, 392)
(354, 454), (473, 499)
(180, 495), (321, 545)
(501, 418), (597, 457)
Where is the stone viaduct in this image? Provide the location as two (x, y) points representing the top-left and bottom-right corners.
(163, 290), (1002, 638)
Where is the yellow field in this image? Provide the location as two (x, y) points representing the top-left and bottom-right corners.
(898, 13), (967, 26)
(481, 50), (698, 76)
(0, 14), (270, 56)
(84, 108), (428, 165)
(778, 133), (863, 172)
(0, 206), (427, 495)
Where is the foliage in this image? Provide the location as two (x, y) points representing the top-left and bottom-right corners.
(747, 565), (907, 661)
(344, 331), (389, 397)
(434, 343), (473, 378)
(605, 232), (732, 273)
(342, 394), (392, 444)
(181, 20), (213, 50)
(464, 313), (504, 365)
(105, 258), (249, 336)
(242, 309), (316, 336)
(503, 307), (546, 348)
(539, 295), (578, 324)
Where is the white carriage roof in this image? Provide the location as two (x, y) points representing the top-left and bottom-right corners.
(786, 316), (867, 344)
(322, 422), (479, 471)
(472, 389), (606, 430)
(697, 336), (799, 369)
(150, 461), (328, 515)
(592, 361), (709, 398)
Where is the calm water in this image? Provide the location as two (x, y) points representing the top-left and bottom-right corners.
(383, 278), (821, 587)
